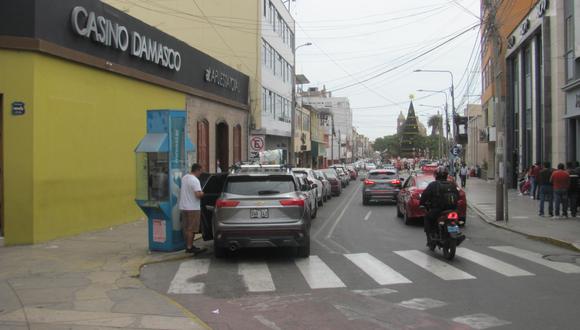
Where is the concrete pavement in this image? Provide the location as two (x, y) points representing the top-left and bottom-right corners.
(0, 220), (209, 330)
(465, 178), (580, 252)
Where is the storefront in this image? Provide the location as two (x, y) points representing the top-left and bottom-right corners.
(564, 86), (580, 162)
(0, 0), (249, 244)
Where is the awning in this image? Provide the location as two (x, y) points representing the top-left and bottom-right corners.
(135, 133), (169, 152)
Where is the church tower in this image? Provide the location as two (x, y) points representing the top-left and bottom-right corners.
(399, 101), (420, 157)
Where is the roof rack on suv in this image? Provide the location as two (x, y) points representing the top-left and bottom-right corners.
(230, 164), (294, 174)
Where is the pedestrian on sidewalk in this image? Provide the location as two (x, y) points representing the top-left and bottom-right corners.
(567, 162), (578, 218)
(178, 163), (205, 254)
(529, 162), (541, 200)
(550, 163), (570, 219)
(538, 162), (554, 217)
(459, 163), (468, 188)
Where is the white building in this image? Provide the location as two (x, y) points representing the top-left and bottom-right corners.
(299, 87), (353, 163)
(255, 0), (295, 163)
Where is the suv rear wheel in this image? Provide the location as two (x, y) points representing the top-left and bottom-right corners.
(297, 236), (310, 258)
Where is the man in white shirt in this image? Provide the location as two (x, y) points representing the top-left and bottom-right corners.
(179, 163), (205, 254)
(459, 164), (468, 188)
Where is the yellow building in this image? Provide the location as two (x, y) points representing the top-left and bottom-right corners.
(294, 106), (311, 167)
(0, 0), (249, 244)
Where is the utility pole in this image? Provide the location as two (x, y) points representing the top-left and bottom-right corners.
(486, 1), (508, 223)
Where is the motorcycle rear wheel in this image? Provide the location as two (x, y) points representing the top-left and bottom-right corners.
(443, 239), (456, 260)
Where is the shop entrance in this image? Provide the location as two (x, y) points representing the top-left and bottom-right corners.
(0, 94), (3, 237)
(216, 122), (229, 172)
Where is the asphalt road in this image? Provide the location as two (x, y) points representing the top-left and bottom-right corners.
(141, 180), (580, 330)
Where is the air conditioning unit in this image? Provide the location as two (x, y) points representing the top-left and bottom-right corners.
(487, 127), (496, 142)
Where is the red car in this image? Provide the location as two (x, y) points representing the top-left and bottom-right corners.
(421, 163), (439, 173)
(396, 174), (466, 225)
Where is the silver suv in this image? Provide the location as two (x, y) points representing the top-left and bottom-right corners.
(211, 166), (312, 258)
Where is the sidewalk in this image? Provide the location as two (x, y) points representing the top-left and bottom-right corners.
(465, 178), (580, 252)
(0, 220), (209, 330)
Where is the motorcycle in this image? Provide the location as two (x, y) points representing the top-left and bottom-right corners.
(422, 206), (466, 260)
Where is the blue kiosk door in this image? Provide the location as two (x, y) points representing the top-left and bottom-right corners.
(135, 110), (195, 252)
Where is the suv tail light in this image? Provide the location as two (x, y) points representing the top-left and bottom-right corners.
(364, 179), (375, 186)
(447, 212), (459, 220)
(216, 199), (240, 208)
(280, 198), (305, 207)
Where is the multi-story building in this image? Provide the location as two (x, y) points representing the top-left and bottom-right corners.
(105, 0), (296, 167)
(299, 87), (353, 164)
(562, 0), (580, 162)
(294, 105), (312, 167)
(465, 104), (488, 174)
(481, 0), (539, 183)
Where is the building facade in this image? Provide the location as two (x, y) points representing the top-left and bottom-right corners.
(465, 104), (489, 173)
(299, 87), (353, 164)
(562, 0), (580, 162)
(0, 0), (249, 244)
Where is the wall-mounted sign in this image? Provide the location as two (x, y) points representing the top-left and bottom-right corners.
(204, 68), (239, 93)
(249, 135), (265, 161)
(520, 19), (530, 35)
(11, 101), (25, 116)
(71, 6), (182, 72)
(537, 0), (549, 18)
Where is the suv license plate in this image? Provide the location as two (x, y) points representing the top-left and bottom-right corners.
(250, 208), (269, 219)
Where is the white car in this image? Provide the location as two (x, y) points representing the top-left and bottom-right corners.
(365, 163), (377, 170)
(293, 168), (324, 207)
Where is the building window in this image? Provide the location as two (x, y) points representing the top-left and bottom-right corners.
(523, 46), (533, 165)
(565, 0), (575, 81)
(303, 114), (310, 131)
(197, 120), (210, 172)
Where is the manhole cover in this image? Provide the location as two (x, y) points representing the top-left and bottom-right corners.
(543, 254), (580, 264)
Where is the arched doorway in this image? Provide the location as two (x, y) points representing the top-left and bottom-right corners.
(216, 122), (229, 172)
(233, 124), (242, 164)
(197, 119), (209, 172)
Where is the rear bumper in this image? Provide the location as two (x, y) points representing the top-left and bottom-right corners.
(214, 222), (308, 249)
(364, 190), (399, 202)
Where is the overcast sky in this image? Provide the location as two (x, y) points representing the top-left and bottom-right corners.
(290, 0), (481, 140)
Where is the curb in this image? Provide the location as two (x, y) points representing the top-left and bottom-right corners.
(468, 203), (580, 253)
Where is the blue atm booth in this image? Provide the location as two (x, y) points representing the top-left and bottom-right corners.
(135, 110), (195, 252)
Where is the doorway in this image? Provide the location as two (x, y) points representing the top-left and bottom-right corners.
(0, 94), (3, 237)
(216, 122), (229, 172)
(197, 119), (209, 173)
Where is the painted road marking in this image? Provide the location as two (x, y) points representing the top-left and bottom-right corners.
(238, 262), (276, 292)
(295, 256), (346, 289)
(452, 313), (511, 329)
(325, 183), (361, 239)
(489, 246), (580, 273)
(394, 250), (476, 280)
(398, 297), (447, 310)
(167, 259), (210, 294)
(345, 253), (412, 285)
(351, 288), (398, 297)
(364, 211), (372, 221)
(456, 248), (534, 277)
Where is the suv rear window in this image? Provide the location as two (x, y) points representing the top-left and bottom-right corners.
(224, 175), (296, 195)
(368, 172), (397, 180)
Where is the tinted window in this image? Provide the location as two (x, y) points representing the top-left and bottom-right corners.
(368, 173), (397, 180)
(203, 175), (227, 194)
(225, 175), (296, 195)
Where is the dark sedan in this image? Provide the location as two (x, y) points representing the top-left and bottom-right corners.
(321, 169), (342, 196)
(362, 169), (401, 205)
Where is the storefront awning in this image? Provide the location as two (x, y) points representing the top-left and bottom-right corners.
(135, 133), (169, 153)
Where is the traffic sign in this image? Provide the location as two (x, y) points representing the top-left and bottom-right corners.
(450, 146), (461, 157)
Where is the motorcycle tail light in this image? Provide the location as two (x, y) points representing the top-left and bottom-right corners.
(216, 199), (240, 208)
(447, 212), (459, 220)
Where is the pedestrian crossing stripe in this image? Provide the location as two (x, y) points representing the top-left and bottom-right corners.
(165, 246), (578, 295)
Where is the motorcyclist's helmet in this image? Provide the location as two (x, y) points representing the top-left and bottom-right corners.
(434, 166), (449, 181)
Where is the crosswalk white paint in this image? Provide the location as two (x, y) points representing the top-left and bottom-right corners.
(456, 248), (535, 277)
(295, 256), (346, 289)
(489, 246), (580, 274)
(345, 253), (412, 285)
(167, 259), (210, 294)
(238, 262), (276, 292)
(394, 250), (476, 280)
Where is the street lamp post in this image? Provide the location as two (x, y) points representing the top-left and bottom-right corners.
(414, 70), (456, 140)
(290, 42), (312, 165)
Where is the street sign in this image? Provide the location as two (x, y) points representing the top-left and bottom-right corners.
(11, 101), (25, 116)
(450, 146), (461, 156)
(249, 135), (265, 161)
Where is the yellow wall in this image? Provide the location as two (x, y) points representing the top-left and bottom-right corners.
(1, 50), (185, 244)
(103, 0), (261, 127)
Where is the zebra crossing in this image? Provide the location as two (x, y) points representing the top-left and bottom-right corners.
(166, 246), (580, 295)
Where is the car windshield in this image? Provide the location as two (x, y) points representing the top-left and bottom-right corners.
(415, 177), (434, 189)
(368, 172), (397, 180)
(224, 175), (296, 195)
(322, 170), (337, 178)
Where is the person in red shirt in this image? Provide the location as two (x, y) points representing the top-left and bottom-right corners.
(550, 163), (570, 218)
(529, 162), (541, 199)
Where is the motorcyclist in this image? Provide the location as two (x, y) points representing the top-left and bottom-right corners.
(420, 166), (453, 241)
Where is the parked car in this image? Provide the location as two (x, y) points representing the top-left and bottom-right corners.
(362, 169), (401, 205)
(396, 174), (466, 225)
(331, 166), (350, 187)
(293, 168), (324, 207)
(346, 165), (358, 180)
(321, 169), (342, 196)
(313, 170), (332, 201)
(292, 171), (319, 218)
(209, 167), (312, 258)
